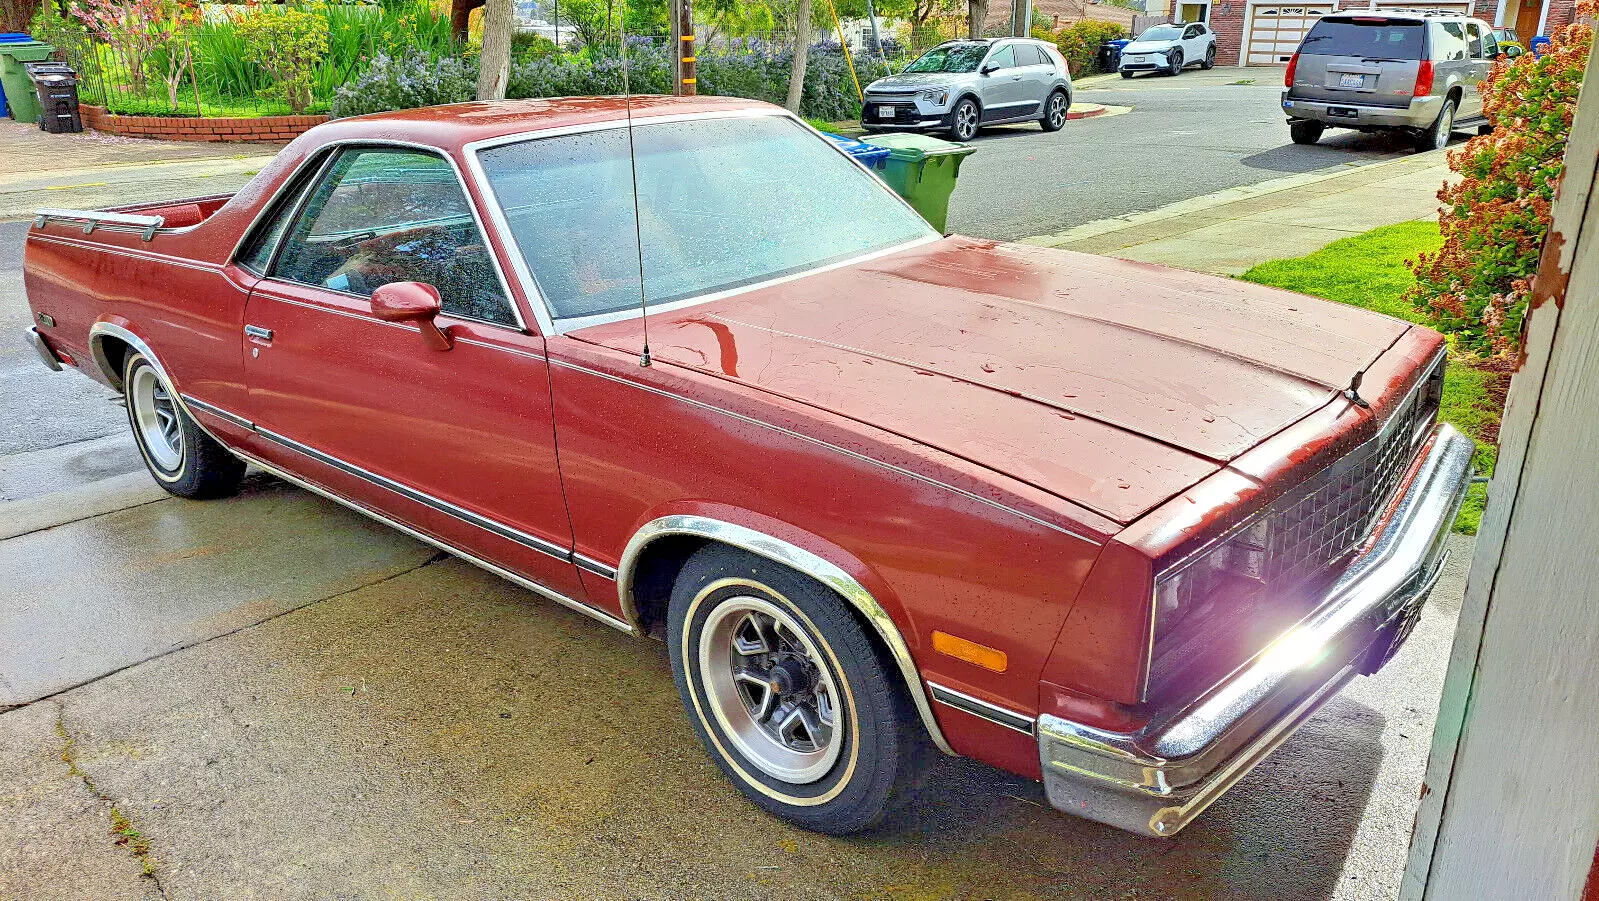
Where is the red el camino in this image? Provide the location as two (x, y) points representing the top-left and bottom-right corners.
(22, 96), (1473, 838)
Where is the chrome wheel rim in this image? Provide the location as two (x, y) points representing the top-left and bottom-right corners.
(1048, 93), (1066, 127)
(130, 365), (182, 471)
(955, 103), (977, 139)
(1170, 50), (1182, 72)
(1433, 106), (1454, 149)
(698, 596), (844, 784)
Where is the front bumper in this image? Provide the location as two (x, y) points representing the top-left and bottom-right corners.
(860, 99), (953, 132)
(1119, 52), (1173, 72)
(1282, 91), (1443, 130)
(1038, 423), (1474, 837)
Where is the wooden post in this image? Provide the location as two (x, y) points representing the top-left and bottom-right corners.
(1401, 38), (1599, 901)
(672, 0), (696, 95)
(477, 0), (514, 101)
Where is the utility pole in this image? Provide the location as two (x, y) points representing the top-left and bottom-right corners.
(671, 0), (696, 95)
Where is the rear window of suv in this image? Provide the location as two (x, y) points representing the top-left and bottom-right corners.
(1299, 18), (1426, 59)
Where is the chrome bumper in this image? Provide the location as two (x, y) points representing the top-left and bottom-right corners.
(1282, 92), (1443, 129)
(26, 327), (63, 371)
(1038, 423), (1475, 837)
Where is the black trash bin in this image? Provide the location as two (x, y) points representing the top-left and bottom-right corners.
(26, 61), (81, 133)
(1100, 38), (1131, 73)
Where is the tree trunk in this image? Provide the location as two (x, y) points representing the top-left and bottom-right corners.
(968, 0), (988, 39)
(477, 0), (514, 100)
(450, 0), (485, 44)
(786, 0), (812, 113)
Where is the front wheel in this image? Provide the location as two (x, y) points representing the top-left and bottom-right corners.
(668, 545), (932, 834)
(949, 98), (979, 142)
(1120, 70), (1134, 78)
(1167, 49), (1184, 75)
(1039, 89), (1069, 132)
(1416, 97), (1457, 152)
(124, 351), (245, 499)
(1201, 44), (1216, 69)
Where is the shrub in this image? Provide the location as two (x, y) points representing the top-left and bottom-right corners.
(329, 49), (477, 118)
(233, 6), (331, 114)
(30, 1), (96, 76)
(1406, 4), (1594, 358)
(1039, 19), (1125, 76)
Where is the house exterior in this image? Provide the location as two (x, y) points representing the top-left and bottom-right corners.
(1144, 0), (1578, 65)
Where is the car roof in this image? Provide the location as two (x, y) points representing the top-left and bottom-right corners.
(321, 95), (776, 153)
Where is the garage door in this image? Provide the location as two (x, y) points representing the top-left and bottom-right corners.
(1244, 4), (1334, 65)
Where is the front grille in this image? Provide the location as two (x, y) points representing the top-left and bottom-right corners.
(1262, 356), (1443, 589)
(862, 101), (920, 124)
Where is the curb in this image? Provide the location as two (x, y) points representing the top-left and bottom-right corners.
(1018, 148), (1451, 248)
(1067, 102), (1110, 120)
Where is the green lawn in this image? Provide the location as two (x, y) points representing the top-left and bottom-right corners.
(1239, 220), (1500, 534)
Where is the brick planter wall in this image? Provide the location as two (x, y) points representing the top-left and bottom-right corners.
(79, 105), (326, 142)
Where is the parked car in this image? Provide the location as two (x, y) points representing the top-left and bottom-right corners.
(23, 96), (1472, 838)
(861, 38), (1073, 141)
(1118, 22), (1217, 77)
(1492, 26), (1528, 57)
(1282, 12), (1496, 151)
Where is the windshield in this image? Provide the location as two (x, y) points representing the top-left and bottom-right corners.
(476, 115), (936, 321)
(1137, 25), (1183, 41)
(903, 43), (990, 73)
(1300, 19), (1426, 58)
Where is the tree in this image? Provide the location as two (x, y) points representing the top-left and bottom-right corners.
(967, 0), (985, 38)
(1, 0), (42, 34)
(478, 0), (514, 99)
(785, 0), (810, 112)
(451, 0), (484, 44)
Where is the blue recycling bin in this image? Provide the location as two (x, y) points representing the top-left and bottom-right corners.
(1531, 34), (1551, 56)
(0, 33), (32, 118)
(822, 131), (893, 168)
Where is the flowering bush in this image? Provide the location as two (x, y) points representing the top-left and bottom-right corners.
(73, 0), (200, 107)
(1407, 3), (1594, 358)
(233, 6), (330, 114)
(329, 49), (477, 118)
(1037, 19), (1125, 76)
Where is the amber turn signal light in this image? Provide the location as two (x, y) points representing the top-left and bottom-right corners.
(932, 630), (1008, 673)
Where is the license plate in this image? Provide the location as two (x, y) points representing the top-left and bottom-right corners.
(877, 105), (895, 117)
(1130, 55), (1146, 62)
(1329, 106), (1359, 118)
(1339, 72), (1365, 88)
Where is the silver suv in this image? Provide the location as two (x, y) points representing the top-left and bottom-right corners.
(1282, 12), (1495, 152)
(861, 39), (1074, 142)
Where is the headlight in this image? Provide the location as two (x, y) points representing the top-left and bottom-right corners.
(916, 89), (950, 106)
(1153, 515), (1271, 644)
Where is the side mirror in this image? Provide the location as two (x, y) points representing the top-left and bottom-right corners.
(371, 281), (452, 351)
(980, 63), (997, 75)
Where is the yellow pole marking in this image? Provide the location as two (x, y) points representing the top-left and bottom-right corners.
(826, 0), (864, 102)
(48, 182), (109, 190)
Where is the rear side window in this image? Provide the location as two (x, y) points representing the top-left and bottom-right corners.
(1299, 19), (1426, 59)
(1015, 44), (1044, 66)
(1466, 22), (1485, 58)
(1434, 21), (1468, 60)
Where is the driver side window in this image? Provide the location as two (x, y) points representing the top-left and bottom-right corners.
(270, 147), (516, 327)
(985, 45), (1016, 70)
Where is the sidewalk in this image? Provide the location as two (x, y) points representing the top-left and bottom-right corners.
(0, 120), (278, 221)
(1020, 148), (1455, 275)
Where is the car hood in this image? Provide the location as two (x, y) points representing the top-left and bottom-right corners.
(1123, 39), (1179, 53)
(866, 72), (966, 92)
(569, 237), (1410, 525)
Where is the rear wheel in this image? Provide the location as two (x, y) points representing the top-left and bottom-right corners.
(1167, 49), (1184, 75)
(667, 545), (933, 834)
(1039, 89), (1069, 132)
(124, 352), (245, 499)
(1477, 122), (1493, 136)
(1201, 44), (1216, 69)
(1289, 119), (1324, 145)
(950, 97), (979, 141)
(1416, 97), (1457, 152)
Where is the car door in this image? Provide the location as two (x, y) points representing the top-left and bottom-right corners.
(978, 43), (1022, 119)
(1014, 43), (1052, 113)
(238, 143), (590, 602)
(1182, 24), (1207, 62)
(1463, 21), (1490, 117)
(1433, 20), (1472, 112)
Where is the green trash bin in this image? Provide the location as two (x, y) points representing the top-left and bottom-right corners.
(859, 132), (976, 233)
(0, 40), (54, 124)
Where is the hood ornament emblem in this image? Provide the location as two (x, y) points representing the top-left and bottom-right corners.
(1345, 370), (1371, 409)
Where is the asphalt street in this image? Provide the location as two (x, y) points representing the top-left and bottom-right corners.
(0, 74), (1465, 900)
(948, 68), (1423, 241)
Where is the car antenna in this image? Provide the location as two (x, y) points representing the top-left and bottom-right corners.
(618, 3), (652, 368)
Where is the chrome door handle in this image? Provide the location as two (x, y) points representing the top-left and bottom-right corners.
(244, 324), (274, 340)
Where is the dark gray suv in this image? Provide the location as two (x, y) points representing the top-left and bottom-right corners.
(861, 39), (1074, 142)
(1281, 12), (1495, 152)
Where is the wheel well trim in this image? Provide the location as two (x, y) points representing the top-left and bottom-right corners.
(88, 322), (228, 448)
(618, 514), (957, 756)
